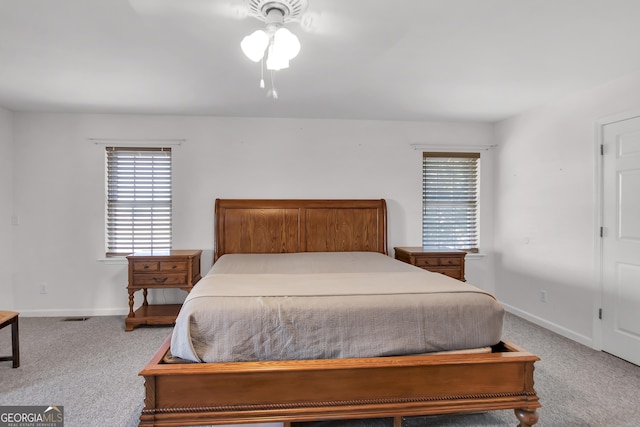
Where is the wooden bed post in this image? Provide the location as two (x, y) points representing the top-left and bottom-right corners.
(138, 376), (156, 426)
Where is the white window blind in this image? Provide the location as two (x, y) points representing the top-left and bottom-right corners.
(106, 147), (172, 256)
(422, 152), (479, 252)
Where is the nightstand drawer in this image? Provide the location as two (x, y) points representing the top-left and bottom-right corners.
(438, 257), (461, 266)
(133, 273), (187, 286)
(415, 256), (461, 267)
(160, 261), (187, 272)
(415, 257), (440, 267)
(133, 261), (160, 272)
(429, 268), (464, 280)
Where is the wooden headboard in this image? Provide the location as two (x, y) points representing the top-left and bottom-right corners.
(214, 199), (387, 262)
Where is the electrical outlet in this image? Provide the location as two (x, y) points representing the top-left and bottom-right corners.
(40, 283), (47, 294)
(540, 290), (547, 303)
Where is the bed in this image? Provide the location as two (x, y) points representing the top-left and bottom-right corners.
(138, 199), (540, 427)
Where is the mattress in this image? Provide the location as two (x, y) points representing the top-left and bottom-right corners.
(170, 252), (504, 362)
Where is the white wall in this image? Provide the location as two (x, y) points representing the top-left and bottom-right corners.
(10, 113), (495, 315)
(0, 107), (14, 307)
(494, 70), (640, 346)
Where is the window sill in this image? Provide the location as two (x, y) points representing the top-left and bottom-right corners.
(465, 252), (486, 260)
(97, 257), (128, 265)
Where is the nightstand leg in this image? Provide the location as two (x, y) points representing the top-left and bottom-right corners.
(128, 289), (135, 318)
(142, 288), (149, 306)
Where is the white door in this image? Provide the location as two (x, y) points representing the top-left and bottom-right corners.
(602, 115), (640, 366)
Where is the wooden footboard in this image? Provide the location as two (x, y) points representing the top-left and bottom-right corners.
(138, 336), (540, 427)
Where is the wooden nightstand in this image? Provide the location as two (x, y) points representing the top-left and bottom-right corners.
(394, 247), (466, 282)
(125, 250), (202, 331)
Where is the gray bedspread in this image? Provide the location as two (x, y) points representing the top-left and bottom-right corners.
(170, 252), (504, 362)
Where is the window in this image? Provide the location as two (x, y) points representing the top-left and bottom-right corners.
(106, 147), (172, 256)
(422, 152), (479, 252)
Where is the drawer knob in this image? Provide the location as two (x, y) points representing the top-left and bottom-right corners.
(153, 276), (168, 284)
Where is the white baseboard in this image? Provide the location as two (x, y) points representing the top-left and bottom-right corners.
(502, 303), (594, 348)
(15, 308), (129, 317)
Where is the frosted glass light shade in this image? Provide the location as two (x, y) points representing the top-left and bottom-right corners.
(266, 42), (288, 70)
(265, 28), (300, 70)
(274, 28), (300, 59)
(241, 30), (269, 62)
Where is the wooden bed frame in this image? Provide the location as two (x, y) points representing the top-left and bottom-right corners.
(138, 199), (540, 427)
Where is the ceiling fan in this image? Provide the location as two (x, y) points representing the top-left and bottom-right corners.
(240, 0), (308, 98)
(128, 0), (314, 97)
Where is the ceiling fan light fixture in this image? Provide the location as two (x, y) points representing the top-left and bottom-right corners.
(241, 30), (269, 62)
(274, 27), (300, 58)
(241, 0), (308, 96)
(265, 27), (300, 70)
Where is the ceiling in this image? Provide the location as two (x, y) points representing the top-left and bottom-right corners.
(1, 0), (640, 123)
